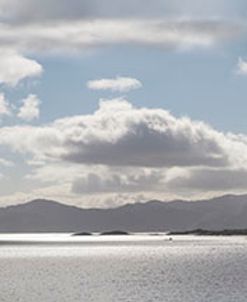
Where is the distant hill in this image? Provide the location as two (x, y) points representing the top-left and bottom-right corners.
(1, 194), (247, 232)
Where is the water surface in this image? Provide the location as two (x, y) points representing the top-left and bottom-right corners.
(0, 234), (246, 302)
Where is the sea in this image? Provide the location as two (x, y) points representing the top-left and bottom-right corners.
(0, 234), (246, 302)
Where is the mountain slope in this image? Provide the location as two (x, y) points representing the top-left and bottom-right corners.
(1, 195), (247, 232)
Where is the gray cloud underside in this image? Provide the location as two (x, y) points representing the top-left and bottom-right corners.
(73, 168), (247, 195)
(72, 168), (166, 194)
(0, 19), (242, 54)
(167, 168), (247, 191)
(0, 0), (245, 22)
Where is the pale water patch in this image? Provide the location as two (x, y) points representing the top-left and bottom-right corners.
(0, 235), (246, 301)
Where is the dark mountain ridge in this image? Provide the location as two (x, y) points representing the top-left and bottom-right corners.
(1, 194), (247, 232)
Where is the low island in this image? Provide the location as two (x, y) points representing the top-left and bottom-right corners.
(168, 229), (247, 236)
(72, 232), (93, 236)
(100, 230), (130, 235)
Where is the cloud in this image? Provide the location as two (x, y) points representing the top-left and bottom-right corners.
(0, 19), (241, 55)
(72, 167), (166, 194)
(2, 98), (247, 205)
(17, 94), (41, 121)
(0, 1), (241, 86)
(167, 167), (247, 192)
(0, 158), (13, 167)
(0, 0), (245, 23)
(0, 50), (42, 86)
(0, 0), (159, 22)
(24, 161), (166, 195)
(71, 166), (247, 199)
(237, 57), (247, 75)
(0, 98), (233, 168)
(23, 161), (247, 206)
(0, 93), (11, 116)
(87, 76), (142, 92)
(0, 2), (241, 87)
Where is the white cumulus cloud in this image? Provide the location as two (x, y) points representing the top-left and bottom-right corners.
(0, 93), (11, 116)
(0, 98), (244, 169)
(17, 94), (41, 121)
(237, 57), (247, 75)
(87, 76), (142, 92)
(0, 50), (43, 87)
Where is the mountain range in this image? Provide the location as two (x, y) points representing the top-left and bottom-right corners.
(1, 194), (247, 232)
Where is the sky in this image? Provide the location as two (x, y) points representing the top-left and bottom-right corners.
(1, 0), (247, 207)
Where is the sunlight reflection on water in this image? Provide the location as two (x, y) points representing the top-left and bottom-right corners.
(0, 235), (247, 302)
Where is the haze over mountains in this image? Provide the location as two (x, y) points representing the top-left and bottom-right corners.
(1, 194), (247, 232)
